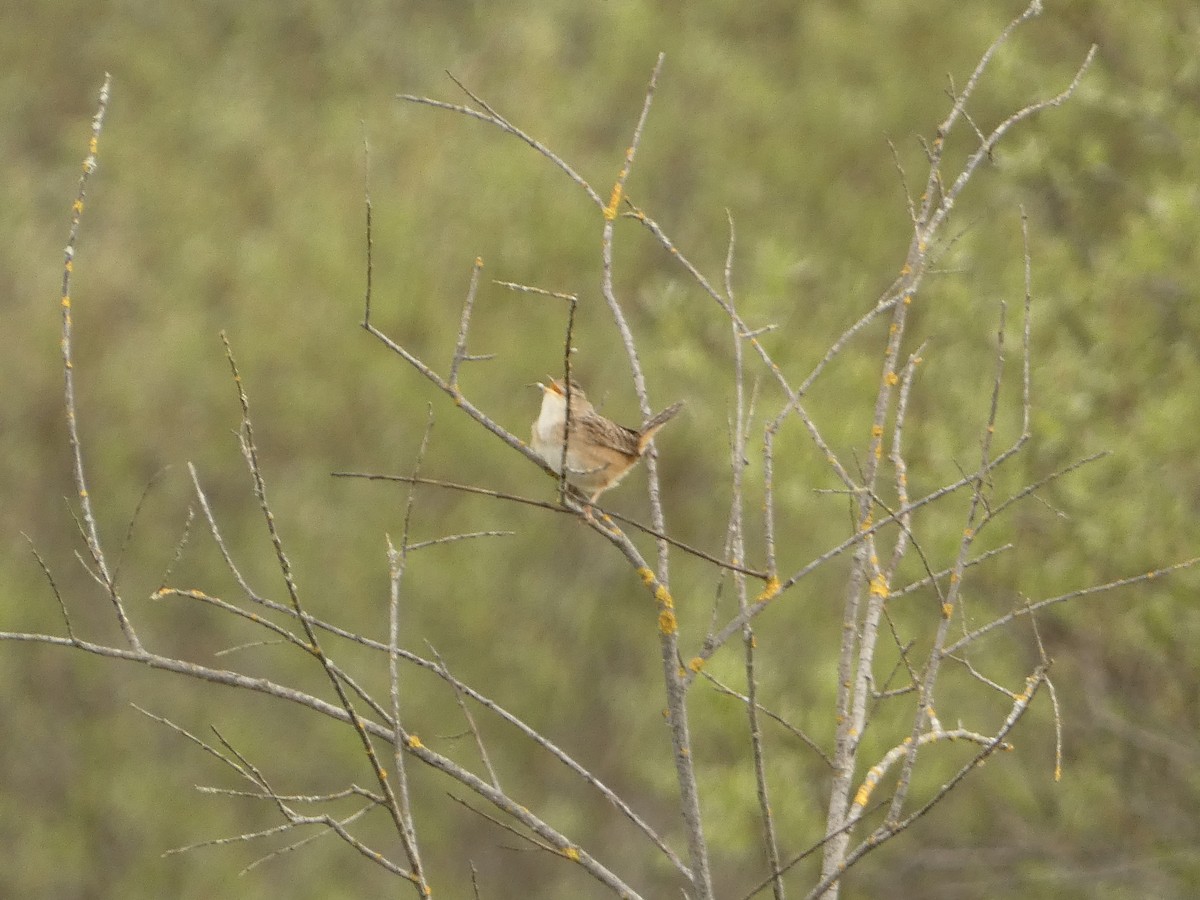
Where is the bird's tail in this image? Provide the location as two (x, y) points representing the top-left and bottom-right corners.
(636, 401), (684, 454)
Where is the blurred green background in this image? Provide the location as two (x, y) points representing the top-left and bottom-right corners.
(2, 1), (1198, 897)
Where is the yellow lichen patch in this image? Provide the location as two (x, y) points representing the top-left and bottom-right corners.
(406, 734), (424, 750)
(941, 602), (953, 619)
(859, 514), (874, 531)
(658, 608), (677, 635)
(563, 846), (581, 862)
(654, 585), (674, 609)
(474, 256), (484, 267)
(604, 183), (623, 220)
(871, 424), (884, 439)
(636, 567), (655, 587)
(688, 656), (704, 673)
(755, 577), (781, 604)
(885, 370), (898, 386)
(900, 263), (912, 276)
(869, 573), (889, 598)
(61, 295), (71, 308)
(853, 775), (877, 809)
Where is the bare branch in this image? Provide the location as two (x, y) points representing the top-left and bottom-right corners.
(57, 73), (142, 652)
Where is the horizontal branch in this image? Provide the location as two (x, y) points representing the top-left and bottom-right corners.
(0, 631), (644, 897)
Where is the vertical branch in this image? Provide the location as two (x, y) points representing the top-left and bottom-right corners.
(559, 294), (578, 503)
(448, 257), (487, 389)
(492, 280), (579, 501)
(386, 409), (436, 894)
(885, 298), (1009, 828)
(886, 345), (926, 577)
(1019, 207), (1033, 439)
(58, 73), (143, 653)
(603, 52), (713, 899)
(816, 6), (1084, 886)
(598, 53), (669, 559)
(361, 126), (375, 328)
(725, 215), (785, 898)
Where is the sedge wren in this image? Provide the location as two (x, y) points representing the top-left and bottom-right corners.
(531, 378), (683, 502)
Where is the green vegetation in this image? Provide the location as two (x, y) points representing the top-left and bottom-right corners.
(2, 1), (1198, 897)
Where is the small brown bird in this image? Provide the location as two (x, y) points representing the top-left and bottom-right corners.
(531, 378), (683, 502)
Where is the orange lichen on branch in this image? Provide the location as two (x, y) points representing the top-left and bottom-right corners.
(658, 608), (677, 635)
(406, 734), (424, 750)
(755, 576), (781, 605)
(853, 764), (883, 809)
(604, 182), (623, 220)
(869, 573), (889, 598)
(654, 585), (674, 609)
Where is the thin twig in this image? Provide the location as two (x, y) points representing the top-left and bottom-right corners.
(333, 471), (768, 579)
(386, 407), (436, 889)
(449, 257), (487, 388)
(57, 73), (142, 652)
